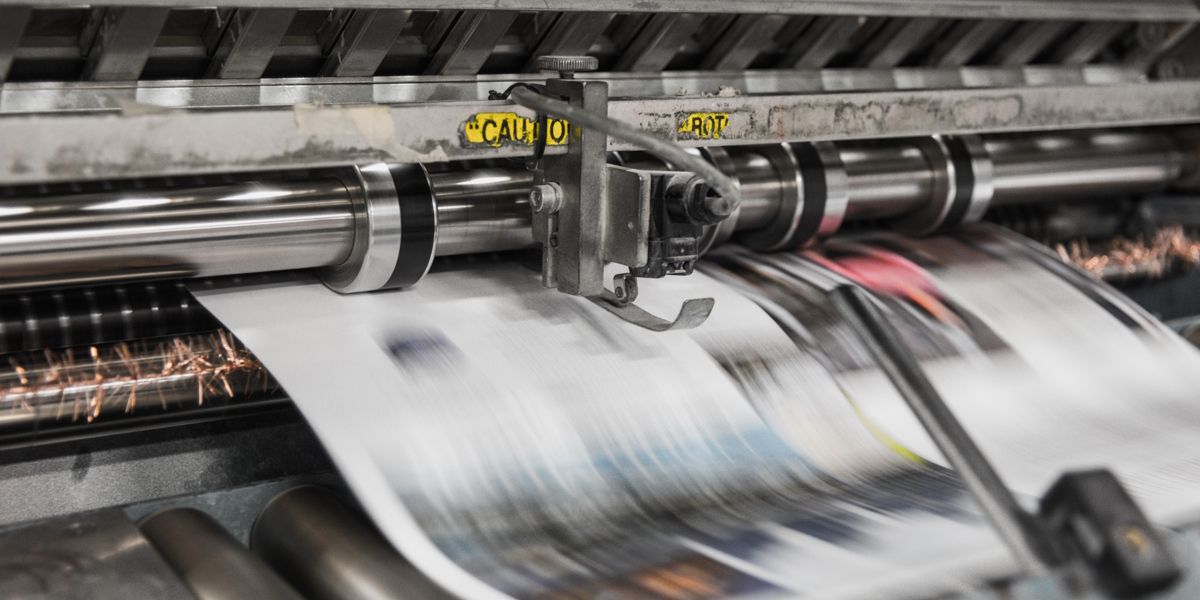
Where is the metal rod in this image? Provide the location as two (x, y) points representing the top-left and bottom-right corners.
(839, 141), (934, 220)
(0, 178), (357, 291)
(988, 131), (1185, 206)
(252, 486), (450, 600)
(0, 131), (1185, 293)
(829, 284), (1062, 575)
(723, 149), (789, 230)
(141, 507), (305, 600)
(428, 168), (535, 256)
(0, 280), (216, 354)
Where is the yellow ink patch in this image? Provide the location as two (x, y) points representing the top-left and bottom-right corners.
(677, 112), (730, 140)
(462, 112), (570, 147)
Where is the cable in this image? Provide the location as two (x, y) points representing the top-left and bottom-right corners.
(508, 87), (741, 218)
(490, 83), (549, 167)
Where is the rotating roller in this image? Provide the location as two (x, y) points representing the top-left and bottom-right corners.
(141, 508), (305, 600)
(0, 130), (1186, 294)
(0, 281), (215, 354)
(252, 486), (450, 600)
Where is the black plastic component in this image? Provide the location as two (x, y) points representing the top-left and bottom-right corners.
(630, 172), (706, 279)
(1039, 469), (1181, 597)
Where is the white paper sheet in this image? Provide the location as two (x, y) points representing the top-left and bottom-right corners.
(192, 263), (1011, 599)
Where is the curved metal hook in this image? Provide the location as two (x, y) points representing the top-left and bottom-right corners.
(591, 289), (714, 332)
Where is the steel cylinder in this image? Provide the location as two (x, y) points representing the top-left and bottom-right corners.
(141, 508), (305, 600)
(0, 179), (357, 291)
(0, 280), (215, 354)
(429, 168), (535, 256)
(726, 149), (790, 231)
(839, 141), (936, 220)
(987, 132), (1185, 206)
(252, 486), (449, 600)
(0, 130), (1186, 294)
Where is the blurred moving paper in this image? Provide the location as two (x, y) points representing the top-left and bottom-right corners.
(191, 262), (1011, 600)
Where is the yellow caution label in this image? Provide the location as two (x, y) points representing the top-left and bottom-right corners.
(677, 112), (731, 140)
(462, 112), (571, 147)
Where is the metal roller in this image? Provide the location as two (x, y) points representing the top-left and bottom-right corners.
(987, 131), (1186, 206)
(140, 508), (305, 600)
(252, 486), (450, 600)
(0, 280), (215, 354)
(0, 177), (357, 292)
(0, 130), (1187, 294)
(839, 140), (935, 221)
(429, 167), (536, 256)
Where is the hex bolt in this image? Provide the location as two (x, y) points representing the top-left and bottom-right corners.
(530, 182), (564, 214)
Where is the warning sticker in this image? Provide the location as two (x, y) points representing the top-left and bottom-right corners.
(677, 112), (731, 140)
(462, 113), (571, 147)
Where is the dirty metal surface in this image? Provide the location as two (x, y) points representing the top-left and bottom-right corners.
(2, 80), (1199, 184)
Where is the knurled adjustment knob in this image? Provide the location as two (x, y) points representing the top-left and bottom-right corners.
(535, 55), (599, 78)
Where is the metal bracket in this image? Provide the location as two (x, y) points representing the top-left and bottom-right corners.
(528, 63), (717, 331)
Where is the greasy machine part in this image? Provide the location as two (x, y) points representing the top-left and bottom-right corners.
(253, 486), (450, 600)
(141, 507), (305, 600)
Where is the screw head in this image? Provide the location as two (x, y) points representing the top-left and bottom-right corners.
(535, 55), (599, 77)
(529, 182), (563, 214)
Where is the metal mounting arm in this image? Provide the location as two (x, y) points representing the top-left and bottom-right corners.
(831, 283), (1183, 597)
(508, 57), (742, 331)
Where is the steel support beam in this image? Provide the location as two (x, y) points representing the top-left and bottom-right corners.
(782, 16), (871, 69)
(0, 0), (1194, 21)
(922, 20), (1009, 67)
(984, 21), (1071, 65)
(0, 65), (1144, 114)
(423, 10), (516, 75)
(206, 8), (296, 79)
(615, 13), (704, 72)
(319, 9), (410, 77)
(523, 13), (613, 72)
(81, 7), (170, 81)
(2, 81), (1199, 184)
(1045, 21), (1127, 64)
(0, 7), (30, 82)
(700, 14), (791, 71)
(853, 17), (940, 68)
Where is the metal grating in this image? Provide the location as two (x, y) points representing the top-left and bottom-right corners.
(0, 7), (1195, 83)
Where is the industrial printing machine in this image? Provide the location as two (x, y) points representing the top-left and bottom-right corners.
(4, 1), (1200, 599)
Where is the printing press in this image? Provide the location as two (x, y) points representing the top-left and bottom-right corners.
(7, 1), (1200, 598)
